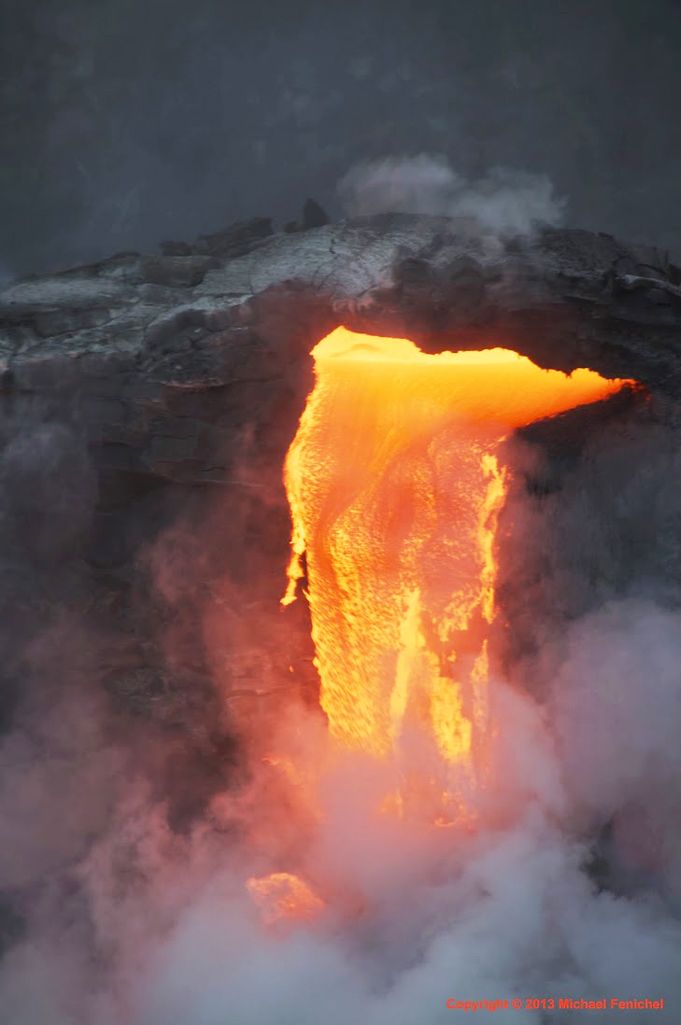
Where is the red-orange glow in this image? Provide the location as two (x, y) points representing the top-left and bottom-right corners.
(281, 326), (630, 819)
(245, 871), (324, 927)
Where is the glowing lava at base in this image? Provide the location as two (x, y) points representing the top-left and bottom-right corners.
(245, 872), (324, 929)
(281, 327), (630, 821)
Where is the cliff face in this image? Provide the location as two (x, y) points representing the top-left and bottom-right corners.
(1, 214), (680, 487)
(1, 214), (680, 827)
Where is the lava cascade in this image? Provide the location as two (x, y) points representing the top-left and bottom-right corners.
(281, 326), (629, 823)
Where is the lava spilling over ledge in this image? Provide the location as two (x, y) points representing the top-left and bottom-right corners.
(281, 326), (632, 826)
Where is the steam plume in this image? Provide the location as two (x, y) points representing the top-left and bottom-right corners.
(338, 156), (566, 237)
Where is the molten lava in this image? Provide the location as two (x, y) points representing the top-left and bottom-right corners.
(246, 872), (324, 928)
(282, 327), (630, 821)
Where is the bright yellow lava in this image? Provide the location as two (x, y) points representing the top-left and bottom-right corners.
(283, 326), (630, 816)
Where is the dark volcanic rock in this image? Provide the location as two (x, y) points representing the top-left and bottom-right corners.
(302, 198), (330, 229)
(193, 216), (273, 259)
(3, 215), (680, 420)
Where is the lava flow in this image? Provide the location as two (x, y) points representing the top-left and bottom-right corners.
(248, 327), (630, 925)
(282, 327), (629, 816)
(245, 872), (325, 929)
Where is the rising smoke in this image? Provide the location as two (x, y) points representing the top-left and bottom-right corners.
(338, 157), (566, 238)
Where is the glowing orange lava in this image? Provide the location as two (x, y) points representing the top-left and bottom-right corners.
(281, 327), (630, 820)
(245, 871), (324, 927)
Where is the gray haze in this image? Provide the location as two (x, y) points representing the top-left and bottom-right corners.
(2, 0), (681, 277)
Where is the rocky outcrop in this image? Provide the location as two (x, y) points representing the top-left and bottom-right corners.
(1, 215), (680, 494)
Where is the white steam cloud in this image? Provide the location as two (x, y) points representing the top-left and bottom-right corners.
(338, 156), (566, 237)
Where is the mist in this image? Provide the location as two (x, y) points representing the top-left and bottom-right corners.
(338, 160), (565, 238)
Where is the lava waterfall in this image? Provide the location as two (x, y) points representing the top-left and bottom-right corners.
(282, 326), (630, 824)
